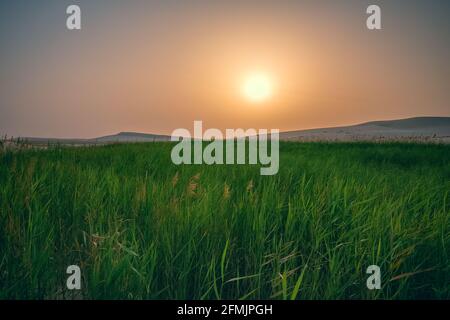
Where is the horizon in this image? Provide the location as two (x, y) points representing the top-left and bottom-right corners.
(2, 115), (448, 140)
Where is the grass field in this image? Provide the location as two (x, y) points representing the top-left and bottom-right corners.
(0, 142), (449, 299)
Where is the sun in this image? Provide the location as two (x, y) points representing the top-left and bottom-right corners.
(242, 73), (273, 103)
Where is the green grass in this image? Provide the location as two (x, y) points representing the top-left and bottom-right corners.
(0, 142), (449, 299)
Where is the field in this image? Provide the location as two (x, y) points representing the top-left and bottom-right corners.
(0, 142), (449, 299)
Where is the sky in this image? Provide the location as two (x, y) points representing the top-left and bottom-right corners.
(0, 0), (449, 138)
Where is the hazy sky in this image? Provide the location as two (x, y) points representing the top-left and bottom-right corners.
(1, 0), (449, 138)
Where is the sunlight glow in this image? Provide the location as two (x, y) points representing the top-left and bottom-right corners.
(242, 73), (273, 103)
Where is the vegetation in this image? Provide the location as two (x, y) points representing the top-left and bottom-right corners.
(0, 142), (448, 299)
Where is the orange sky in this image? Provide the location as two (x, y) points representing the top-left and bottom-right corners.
(1, 1), (449, 138)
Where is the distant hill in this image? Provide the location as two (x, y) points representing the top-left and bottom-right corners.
(93, 132), (171, 143)
(12, 116), (450, 145)
(358, 117), (450, 129)
(280, 117), (450, 142)
(17, 132), (171, 145)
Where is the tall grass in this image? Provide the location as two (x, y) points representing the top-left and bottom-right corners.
(0, 142), (448, 299)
